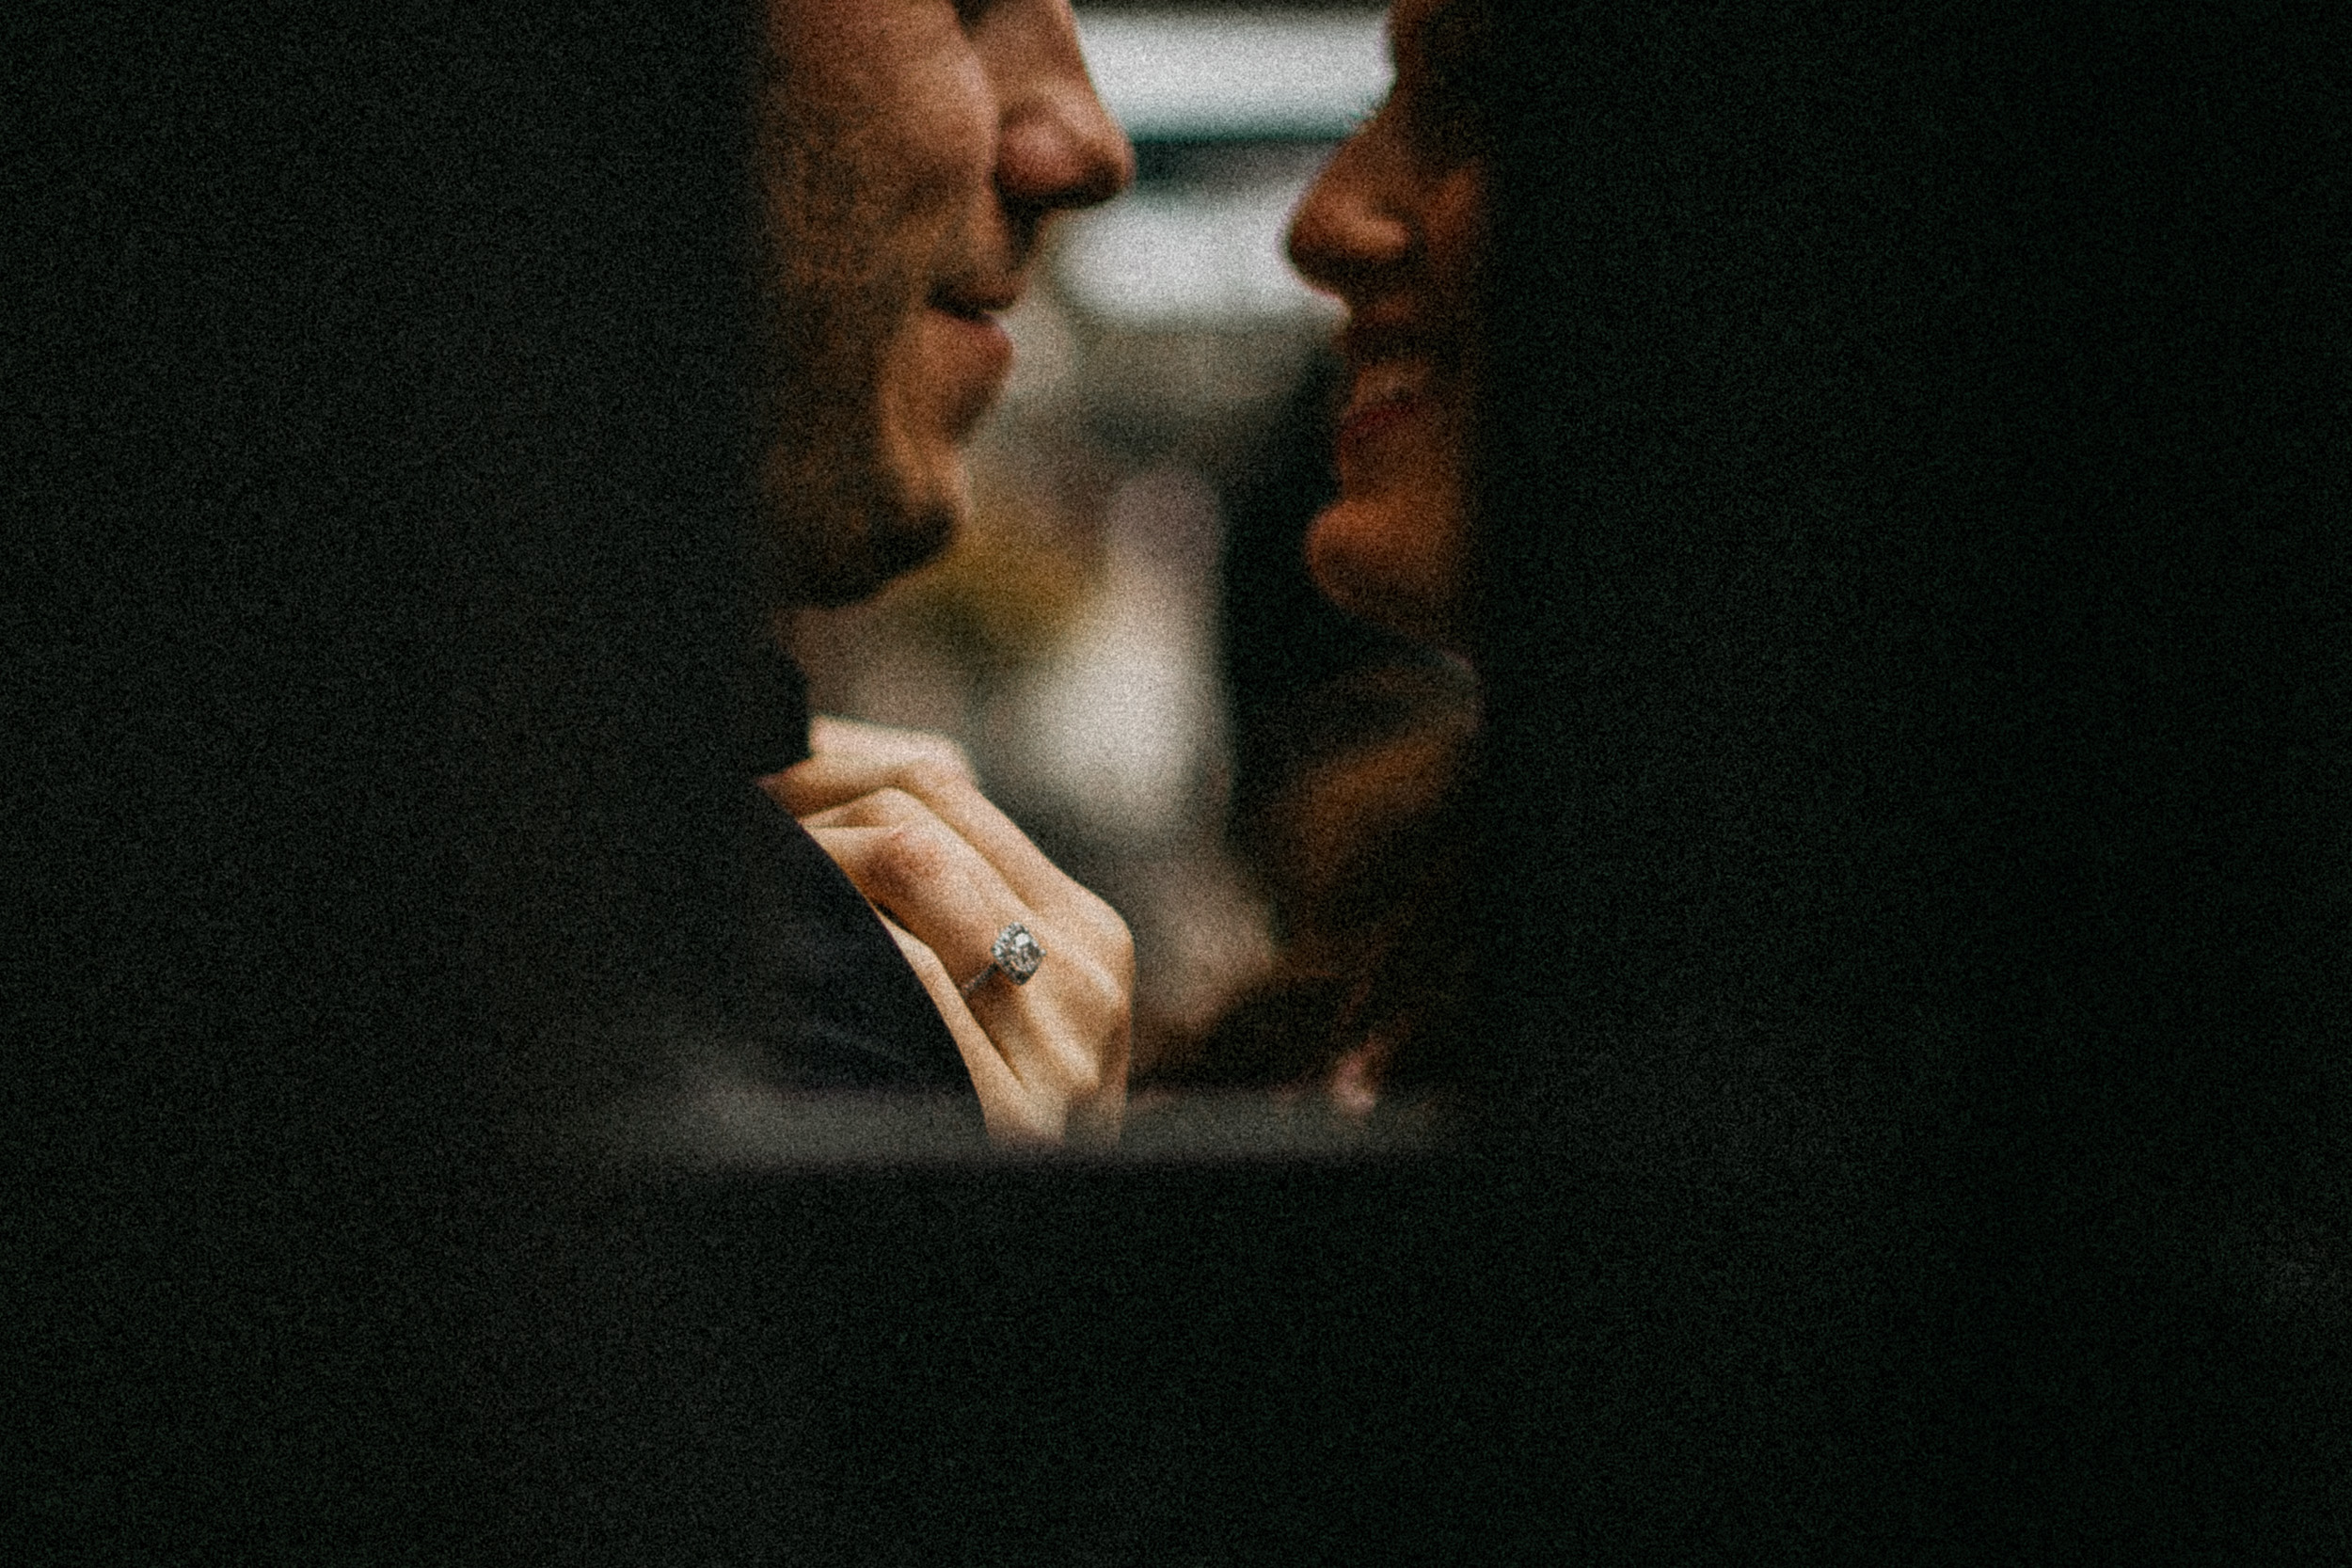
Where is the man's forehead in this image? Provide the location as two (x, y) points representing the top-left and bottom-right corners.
(774, 0), (880, 21)
(765, 0), (941, 59)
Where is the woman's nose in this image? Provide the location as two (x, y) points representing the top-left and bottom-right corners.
(1287, 135), (1414, 298)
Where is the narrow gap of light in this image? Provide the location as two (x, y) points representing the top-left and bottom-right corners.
(1057, 181), (1340, 324)
(1075, 8), (1390, 139)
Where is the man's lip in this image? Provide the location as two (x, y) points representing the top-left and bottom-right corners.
(930, 285), (1022, 321)
(928, 303), (1014, 359)
(924, 302), (1016, 404)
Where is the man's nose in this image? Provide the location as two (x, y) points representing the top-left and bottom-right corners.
(991, 1), (1136, 214)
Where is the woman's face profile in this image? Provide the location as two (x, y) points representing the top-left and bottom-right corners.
(1287, 0), (1486, 650)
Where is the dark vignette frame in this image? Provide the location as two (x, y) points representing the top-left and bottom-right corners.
(12, 2), (2347, 1560)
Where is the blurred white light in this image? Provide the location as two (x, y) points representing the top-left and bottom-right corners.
(1076, 8), (1390, 140)
(1005, 469), (1225, 848)
(1057, 181), (1340, 325)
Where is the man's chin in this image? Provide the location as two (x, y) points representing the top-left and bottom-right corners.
(758, 413), (973, 607)
(791, 499), (960, 609)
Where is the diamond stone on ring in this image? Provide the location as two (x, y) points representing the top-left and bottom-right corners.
(961, 923), (1045, 998)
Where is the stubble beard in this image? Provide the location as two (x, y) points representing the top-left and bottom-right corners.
(753, 73), (960, 610)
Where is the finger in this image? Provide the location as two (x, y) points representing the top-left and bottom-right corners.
(798, 780), (1071, 941)
(858, 863), (1092, 1129)
(771, 752), (1080, 914)
(807, 714), (976, 781)
(803, 803), (1110, 1103)
(791, 787), (1133, 1127)
(772, 752), (1129, 958)
(873, 915), (1058, 1145)
(802, 816), (1032, 995)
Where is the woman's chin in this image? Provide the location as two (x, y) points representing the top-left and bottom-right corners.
(1306, 495), (1466, 647)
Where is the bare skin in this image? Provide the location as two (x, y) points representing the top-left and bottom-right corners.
(762, 720), (1133, 1146)
(756, 1), (1136, 1144)
(1287, 0), (1487, 648)
(756, 0), (1132, 606)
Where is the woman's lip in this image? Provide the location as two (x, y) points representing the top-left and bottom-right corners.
(1336, 392), (1426, 467)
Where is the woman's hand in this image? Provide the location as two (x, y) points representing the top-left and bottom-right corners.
(760, 716), (1134, 1147)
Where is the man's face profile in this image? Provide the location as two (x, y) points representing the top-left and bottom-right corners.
(756, 0), (1132, 609)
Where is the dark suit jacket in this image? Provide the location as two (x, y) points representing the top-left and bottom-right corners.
(735, 646), (969, 1094)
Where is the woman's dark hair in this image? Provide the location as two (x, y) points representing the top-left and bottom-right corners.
(1398, 0), (1497, 166)
(1165, 0), (1506, 1100)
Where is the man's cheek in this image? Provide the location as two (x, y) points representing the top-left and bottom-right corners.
(871, 334), (974, 534)
(892, 47), (997, 192)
